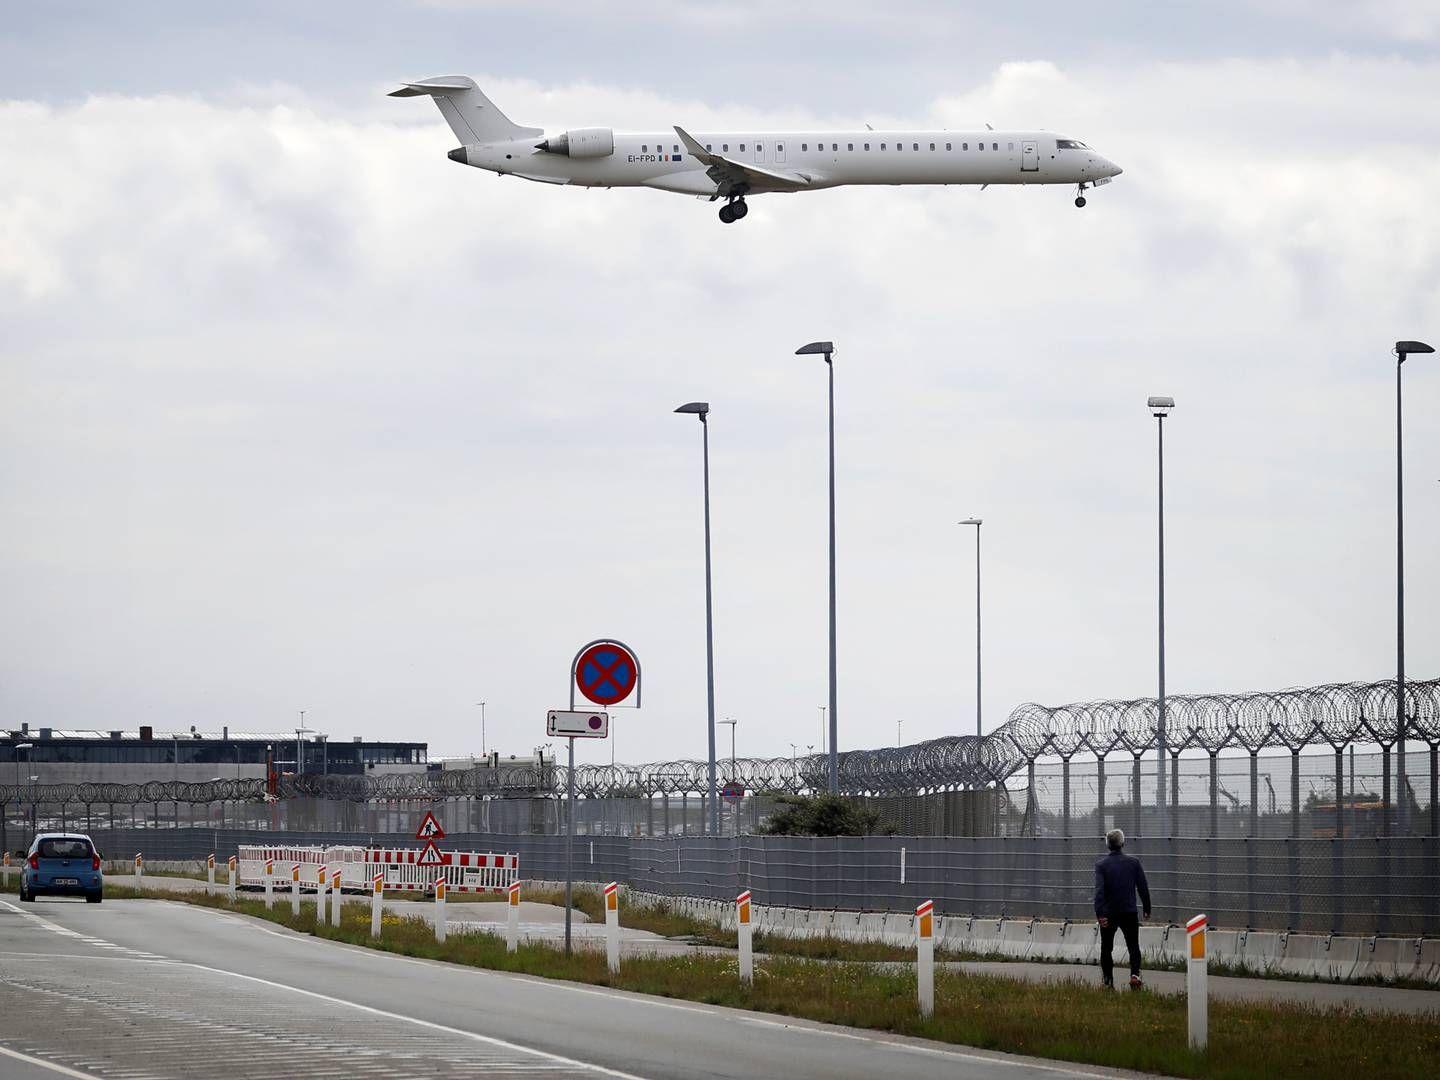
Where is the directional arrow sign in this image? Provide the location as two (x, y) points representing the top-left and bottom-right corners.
(416, 840), (446, 867)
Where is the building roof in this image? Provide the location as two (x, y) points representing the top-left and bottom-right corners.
(2, 727), (423, 745)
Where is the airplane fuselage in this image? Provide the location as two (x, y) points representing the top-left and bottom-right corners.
(462, 130), (1119, 196)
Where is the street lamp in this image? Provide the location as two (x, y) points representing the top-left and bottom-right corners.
(959, 518), (983, 737)
(796, 340), (839, 795)
(476, 702), (487, 758)
(1148, 395), (1175, 837)
(897, 718), (904, 746)
(12, 743), (33, 846)
(1395, 339), (1432, 835)
(295, 715), (313, 778)
(675, 400), (719, 836)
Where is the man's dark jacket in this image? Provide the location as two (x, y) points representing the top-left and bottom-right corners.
(1093, 850), (1152, 917)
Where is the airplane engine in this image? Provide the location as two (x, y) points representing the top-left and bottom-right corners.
(536, 128), (614, 158)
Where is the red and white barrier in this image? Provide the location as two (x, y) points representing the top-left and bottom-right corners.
(365, 848), (519, 894)
(238, 845), (518, 896)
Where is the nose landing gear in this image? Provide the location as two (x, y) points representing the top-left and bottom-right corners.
(1075, 183), (1088, 208)
(718, 196), (749, 224)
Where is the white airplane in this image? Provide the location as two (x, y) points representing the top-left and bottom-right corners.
(391, 76), (1123, 223)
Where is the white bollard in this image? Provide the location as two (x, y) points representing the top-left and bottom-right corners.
(134, 853), (143, 887)
(506, 880), (520, 953)
(603, 882), (620, 975)
(206, 853), (216, 896)
(227, 856), (237, 899)
(315, 864), (328, 926)
(264, 860), (274, 910)
(1186, 913), (1209, 1051)
(290, 864), (301, 917)
(916, 900), (935, 1019)
(737, 889), (753, 986)
(435, 879), (447, 944)
(330, 868), (342, 927)
(370, 874), (384, 938)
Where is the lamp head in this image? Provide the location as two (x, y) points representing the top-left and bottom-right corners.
(959, 518), (982, 527)
(674, 401), (709, 421)
(1148, 395), (1175, 417)
(15, 742), (34, 751)
(1396, 340), (1434, 362)
(795, 341), (834, 361)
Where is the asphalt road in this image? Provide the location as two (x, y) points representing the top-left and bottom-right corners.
(0, 897), (1134, 1080)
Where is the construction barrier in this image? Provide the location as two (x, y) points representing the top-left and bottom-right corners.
(236, 844), (518, 895)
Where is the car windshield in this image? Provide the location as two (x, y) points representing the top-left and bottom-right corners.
(38, 838), (92, 859)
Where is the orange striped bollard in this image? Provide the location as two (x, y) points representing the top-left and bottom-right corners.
(1187, 913), (1208, 1050)
(206, 853), (216, 895)
(603, 882), (620, 974)
(264, 859), (275, 909)
(434, 879), (447, 943)
(506, 881), (521, 953)
(330, 867), (343, 926)
(315, 864), (328, 926)
(3, 851), (11, 889)
(290, 863), (301, 916)
(370, 873), (384, 938)
(737, 890), (754, 986)
(134, 853), (143, 886)
(227, 856), (237, 898)
(916, 900), (935, 1018)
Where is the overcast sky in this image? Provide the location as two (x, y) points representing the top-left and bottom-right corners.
(2, 2), (1438, 765)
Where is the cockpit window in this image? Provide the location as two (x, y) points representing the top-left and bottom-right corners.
(1055, 139), (1090, 150)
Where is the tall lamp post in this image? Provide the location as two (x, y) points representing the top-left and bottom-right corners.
(720, 717), (738, 836)
(675, 401), (720, 836)
(1395, 339), (1432, 836)
(476, 701), (487, 758)
(796, 340), (839, 795)
(1148, 395), (1176, 837)
(959, 518), (983, 737)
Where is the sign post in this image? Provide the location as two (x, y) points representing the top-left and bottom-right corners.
(330, 867), (342, 926)
(603, 882), (621, 974)
(370, 873), (384, 938)
(435, 879), (447, 944)
(315, 864), (328, 926)
(206, 853), (216, 895)
(228, 856), (237, 898)
(1186, 913), (1208, 1050)
(737, 890), (753, 985)
(563, 638), (640, 957)
(916, 900), (935, 1018)
(264, 859), (274, 909)
(290, 864), (301, 916)
(507, 880), (521, 953)
(134, 853), (143, 887)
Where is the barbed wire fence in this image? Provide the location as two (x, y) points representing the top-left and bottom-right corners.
(2, 678), (1438, 840)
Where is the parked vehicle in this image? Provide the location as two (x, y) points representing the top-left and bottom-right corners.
(20, 832), (103, 903)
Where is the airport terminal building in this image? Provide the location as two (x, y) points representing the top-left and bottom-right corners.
(0, 724), (428, 786)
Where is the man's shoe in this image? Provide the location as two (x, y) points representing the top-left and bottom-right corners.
(1129, 975), (1144, 991)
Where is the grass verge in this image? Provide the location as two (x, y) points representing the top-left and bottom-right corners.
(2, 877), (1436, 1078)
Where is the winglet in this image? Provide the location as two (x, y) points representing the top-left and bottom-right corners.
(673, 126), (715, 165)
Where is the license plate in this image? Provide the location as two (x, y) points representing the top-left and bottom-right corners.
(53, 877), (78, 886)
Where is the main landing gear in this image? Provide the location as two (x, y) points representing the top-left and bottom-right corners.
(718, 197), (749, 224)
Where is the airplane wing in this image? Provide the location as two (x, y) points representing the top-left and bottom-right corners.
(673, 126), (812, 197)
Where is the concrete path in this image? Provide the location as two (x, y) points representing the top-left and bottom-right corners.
(942, 960), (1440, 1017)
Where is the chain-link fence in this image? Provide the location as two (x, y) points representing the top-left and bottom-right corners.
(64, 826), (1438, 937)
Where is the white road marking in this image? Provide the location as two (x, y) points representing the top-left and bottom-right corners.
(6, 901), (654, 1080)
(0, 1044), (103, 1079)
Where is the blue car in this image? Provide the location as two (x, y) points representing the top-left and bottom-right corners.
(20, 832), (104, 903)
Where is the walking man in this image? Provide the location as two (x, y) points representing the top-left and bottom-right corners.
(1094, 828), (1151, 989)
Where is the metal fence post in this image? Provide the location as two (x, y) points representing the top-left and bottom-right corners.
(1208, 752), (1219, 838)
(1131, 755), (1142, 837)
(1249, 751), (1259, 838)
(1290, 749), (1301, 839)
(1061, 757), (1071, 838)
(1096, 756), (1106, 834)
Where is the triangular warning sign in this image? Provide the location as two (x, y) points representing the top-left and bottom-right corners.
(415, 810), (446, 841)
(416, 840), (446, 867)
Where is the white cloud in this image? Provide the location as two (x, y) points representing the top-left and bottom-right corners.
(2, 55), (1439, 764)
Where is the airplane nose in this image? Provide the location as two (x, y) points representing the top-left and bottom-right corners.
(1105, 159), (1123, 178)
(448, 146), (468, 164)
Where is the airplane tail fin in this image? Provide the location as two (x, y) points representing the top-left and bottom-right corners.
(389, 76), (542, 143)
